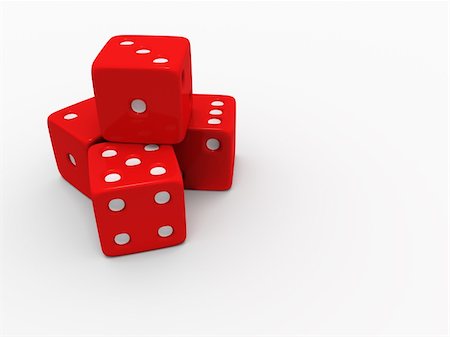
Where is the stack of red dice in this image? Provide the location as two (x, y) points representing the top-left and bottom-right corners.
(48, 35), (236, 256)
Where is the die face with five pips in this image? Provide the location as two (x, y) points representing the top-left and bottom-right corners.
(88, 143), (186, 256)
(48, 35), (235, 256)
(92, 35), (192, 145)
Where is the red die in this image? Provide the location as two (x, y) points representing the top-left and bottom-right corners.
(174, 94), (236, 190)
(48, 98), (103, 197)
(88, 143), (186, 256)
(92, 35), (192, 144)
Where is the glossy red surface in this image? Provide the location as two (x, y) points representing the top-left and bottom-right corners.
(88, 143), (186, 256)
(47, 97), (103, 197)
(174, 94), (236, 190)
(92, 35), (192, 144)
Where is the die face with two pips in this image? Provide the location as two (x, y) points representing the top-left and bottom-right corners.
(47, 97), (103, 197)
(92, 35), (192, 144)
(88, 143), (186, 256)
(174, 94), (236, 190)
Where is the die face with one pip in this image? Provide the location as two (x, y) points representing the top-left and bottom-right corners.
(92, 35), (192, 144)
(48, 98), (103, 197)
(174, 94), (236, 191)
(88, 143), (186, 256)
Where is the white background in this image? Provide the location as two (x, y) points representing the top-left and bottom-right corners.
(0, 1), (448, 336)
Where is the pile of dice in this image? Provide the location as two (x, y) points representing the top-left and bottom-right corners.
(48, 35), (236, 257)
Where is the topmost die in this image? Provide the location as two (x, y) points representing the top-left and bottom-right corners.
(92, 35), (192, 144)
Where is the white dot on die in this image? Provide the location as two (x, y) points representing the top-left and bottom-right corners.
(158, 225), (173, 238)
(68, 154), (77, 166)
(211, 100), (224, 107)
(102, 149), (117, 158)
(120, 41), (134, 46)
(131, 99), (146, 113)
(154, 191), (171, 204)
(208, 118), (221, 125)
(153, 58), (169, 64)
(150, 166), (166, 176)
(209, 109), (223, 115)
(108, 199), (125, 212)
(136, 49), (150, 54)
(206, 138), (220, 151)
(64, 113), (78, 120)
(114, 233), (130, 245)
(125, 158), (141, 166)
(144, 144), (159, 151)
(105, 173), (121, 183)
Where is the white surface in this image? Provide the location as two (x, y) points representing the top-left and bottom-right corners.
(0, 1), (448, 336)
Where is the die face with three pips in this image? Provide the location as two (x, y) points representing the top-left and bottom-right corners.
(175, 94), (236, 191)
(92, 35), (192, 144)
(48, 35), (235, 256)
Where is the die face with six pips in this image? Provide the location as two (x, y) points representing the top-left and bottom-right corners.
(48, 35), (235, 256)
(88, 143), (186, 256)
